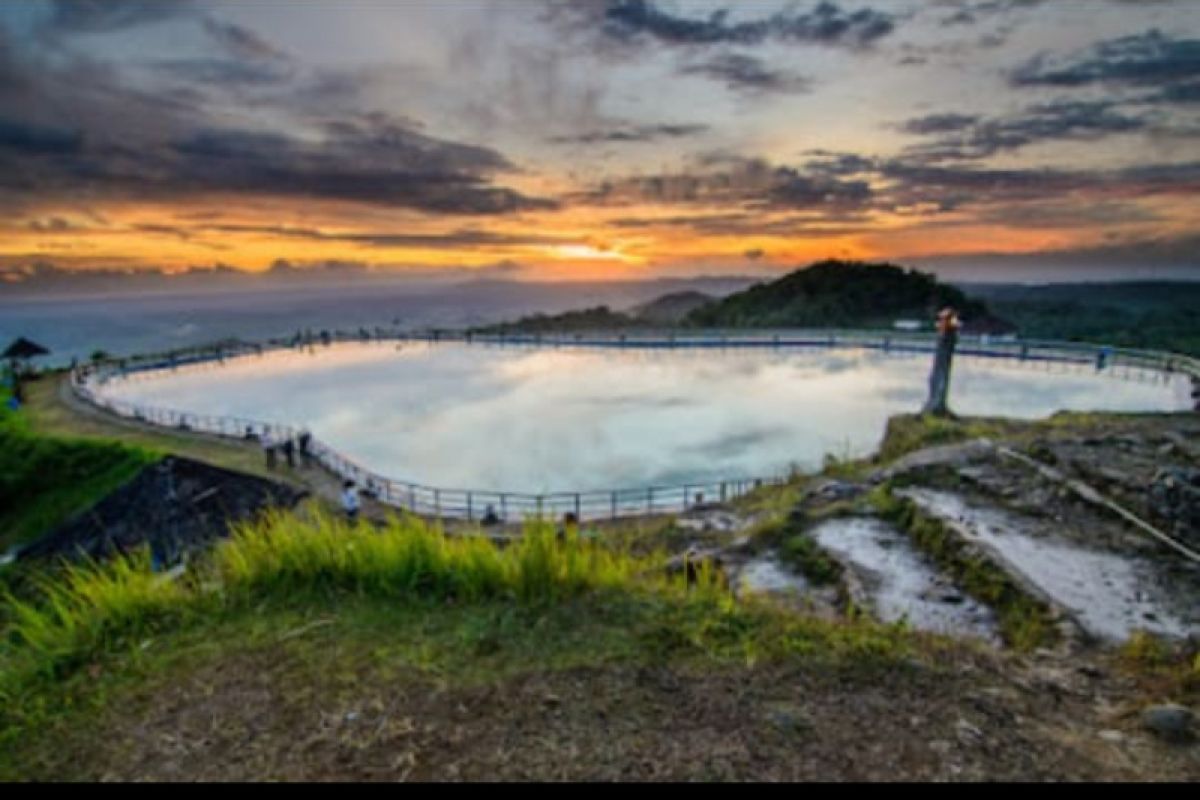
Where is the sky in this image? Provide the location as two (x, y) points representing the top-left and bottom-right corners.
(1, 0), (1198, 284)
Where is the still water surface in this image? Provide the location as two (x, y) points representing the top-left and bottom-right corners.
(99, 342), (1191, 492)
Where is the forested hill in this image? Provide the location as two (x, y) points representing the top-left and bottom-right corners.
(686, 261), (1006, 332)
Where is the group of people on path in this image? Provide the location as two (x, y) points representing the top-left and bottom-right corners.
(257, 427), (313, 470)
(255, 425), (367, 524)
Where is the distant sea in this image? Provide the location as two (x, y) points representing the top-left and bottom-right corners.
(0, 278), (752, 367)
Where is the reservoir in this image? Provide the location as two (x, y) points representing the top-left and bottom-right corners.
(95, 340), (1192, 493)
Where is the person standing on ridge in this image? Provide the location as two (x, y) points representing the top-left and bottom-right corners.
(923, 307), (960, 417)
(298, 428), (313, 467)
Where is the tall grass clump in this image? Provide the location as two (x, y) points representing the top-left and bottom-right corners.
(213, 509), (665, 606)
(2, 510), (720, 680)
(2, 551), (191, 677)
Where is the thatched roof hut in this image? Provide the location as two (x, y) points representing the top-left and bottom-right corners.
(3, 337), (50, 361)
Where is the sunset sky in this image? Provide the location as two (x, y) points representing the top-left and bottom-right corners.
(1, 0), (1198, 283)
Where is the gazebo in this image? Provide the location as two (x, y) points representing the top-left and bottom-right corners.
(3, 337), (50, 402)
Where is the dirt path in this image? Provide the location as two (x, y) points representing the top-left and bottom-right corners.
(47, 642), (1200, 781)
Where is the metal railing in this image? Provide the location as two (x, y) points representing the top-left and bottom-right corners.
(70, 329), (1198, 522)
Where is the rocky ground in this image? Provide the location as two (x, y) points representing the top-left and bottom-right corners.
(17, 456), (308, 563)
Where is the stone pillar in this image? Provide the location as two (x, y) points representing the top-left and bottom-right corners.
(922, 308), (960, 417)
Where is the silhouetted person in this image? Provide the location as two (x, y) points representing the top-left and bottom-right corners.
(298, 428), (313, 466)
(481, 504), (500, 526)
(923, 307), (960, 417)
(262, 431), (277, 469)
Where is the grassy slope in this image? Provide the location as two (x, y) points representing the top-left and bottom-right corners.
(21, 374), (275, 479)
(0, 379), (159, 552)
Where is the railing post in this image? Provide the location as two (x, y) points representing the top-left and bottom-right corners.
(537, 495), (544, 519)
(501, 493), (508, 522)
(610, 491), (617, 521)
(434, 488), (441, 518)
(647, 487), (653, 514)
(574, 493), (581, 519)
(467, 491), (473, 522)
(720, 482), (727, 503)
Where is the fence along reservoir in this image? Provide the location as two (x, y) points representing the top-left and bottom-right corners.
(80, 336), (1194, 519)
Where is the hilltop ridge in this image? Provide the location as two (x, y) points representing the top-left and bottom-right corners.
(687, 260), (1012, 333)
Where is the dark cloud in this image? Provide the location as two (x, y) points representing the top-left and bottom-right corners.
(608, 210), (870, 237)
(45, 0), (197, 33)
(878, 159), (1200, 212)
(679, 54), (812, 95)
(153, 123), (553, 213)
(0, 113), (553, 216)
(0, 14), (553, 218)
(899, 100), (1149, 161)
(935, 0), (1047, 27)
(802, 151), (878, 176)
(547, 123), (708, 145)
(0, 117), (83, 154)
(582, 155), (873, 213)
(151, 58), (294, 87)
(1154, 80), (1200, 103)
(156, 19), (293, 86)
(201, 18), (288, 63)
(192, 223), (570, 249)
(1011, 29), (1200, 92)
(900, 113), (979, 135)
(558, 1), (896, 50)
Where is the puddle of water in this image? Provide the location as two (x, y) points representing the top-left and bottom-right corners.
(898, 488), (1196, 643)
(809, 517), (1000, 642)
(737, 555), (811, 595)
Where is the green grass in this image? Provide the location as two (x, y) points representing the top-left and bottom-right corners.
(0, 391), (159, 552)
(0, 508), (927, 778)
(744, 511), (844, 587)
(869, 485), (1058, 651)
(1115, 631), (1200, 707)
(875, 414), (1017, 464)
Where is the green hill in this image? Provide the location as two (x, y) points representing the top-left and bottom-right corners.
(687, 260), (1005, 332)
(0, 379), (159, 552)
